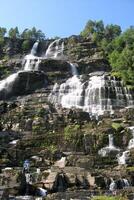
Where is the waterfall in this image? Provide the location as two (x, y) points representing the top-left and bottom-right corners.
(117, 151), (130, 165)
(70, 63), (78, 76)
(0, 41), (42, 99)
(108, 134), (114, 148)
(128, 126), (134, 149)
(0, 73), (18, 91)
(24, 41), (41, 71)
(49, 74), (134, 116)
(122, 179), (130, 187)
(117, 127), (134, 165)
(49, 75), (84, 109)
(109, 180), (117, 192)
(98, 134), (120, 157)
(0, 73), (19, 99)
(45, 39), (65, 59)
(30, 41), (39, 56)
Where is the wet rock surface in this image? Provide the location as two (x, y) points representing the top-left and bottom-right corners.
(0, 71), (48, 100)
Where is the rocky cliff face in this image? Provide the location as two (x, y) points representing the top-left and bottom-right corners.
(0, 36), (110, 76)
(0, 37), (134, 199)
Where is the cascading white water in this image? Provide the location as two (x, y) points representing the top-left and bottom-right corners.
(109, 178), (130, 191)
(122, 179), (130, 187)
(84, 75), (106, 115)
(0, 73), (18, 91)
(0, 41), (41, 98)
(98, 134), (120, 157)
(108, 134), (114, 148)
(45, 39), (65, 59)
(0, 73), (19, 98)
(24, 41), (41, 71)
(128, 126), (134, 149)
(70, 63), (78, 76)
(49, 74), (134, 116)
(109, 180), (117, 192)
(117, 126), (134, 165)
(117, 151), (130, 165)
(30, 41), (39, 56)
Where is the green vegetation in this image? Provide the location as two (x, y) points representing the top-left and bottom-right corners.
(21, 40), (31, 52)
(21, 27), (45, 40)
(111, 123), (123, 131)
(9, 27), (20, 39)
(64, 124), (83, 150)
(92, 196), (127, 200)
(0, 26), (45, 59)
(64, 124), (80, 141)
(81, 20), (134, 85)
(0, 27), (6, 46)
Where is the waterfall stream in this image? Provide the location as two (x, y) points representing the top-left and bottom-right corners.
(45, 39), (65, 59)
(0, 39), (134, 113)
(98, 134), (120, 157)
(23, 41), (41, 71)
(49, 74), (134, 116)
(117, 126), (134, 165)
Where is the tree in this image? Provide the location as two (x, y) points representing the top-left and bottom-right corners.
(21, 40), (31, 52)
(21, 27), (45, 40)
(0, 27), (7, 46)
(104, 24), (121, 41)
(0, 27), (7, 37)
(8, 27), (20, 39)
(21, 29), (32, 40)
(108, 27), (134, 85)
(80, 20), (104, 39)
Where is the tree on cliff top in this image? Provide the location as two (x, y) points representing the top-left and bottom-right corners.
(0, 27), (7, 45)
(81, 20), (134, 85)
(9, 27), (20, 39)
(21, 27), (45, 40)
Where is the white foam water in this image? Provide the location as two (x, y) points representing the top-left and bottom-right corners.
(98, 134), (120, 157)
(128, 126), (134, 150)
(23, 41), (41, 71)
(49, 74), (134, 116)
(117, 126), (134, 165)
(117, 151), (130, 165)
(45, 39), (64, 59)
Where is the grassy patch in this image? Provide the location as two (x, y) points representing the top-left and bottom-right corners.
(92, 195), (127, 200)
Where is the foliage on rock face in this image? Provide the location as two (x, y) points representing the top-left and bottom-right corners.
(81, 20), (134, 85)
(64, 124), (83, 149)
(108, 27), (134, 85)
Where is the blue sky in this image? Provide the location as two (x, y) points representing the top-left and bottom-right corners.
(0, 0), (133, 38)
